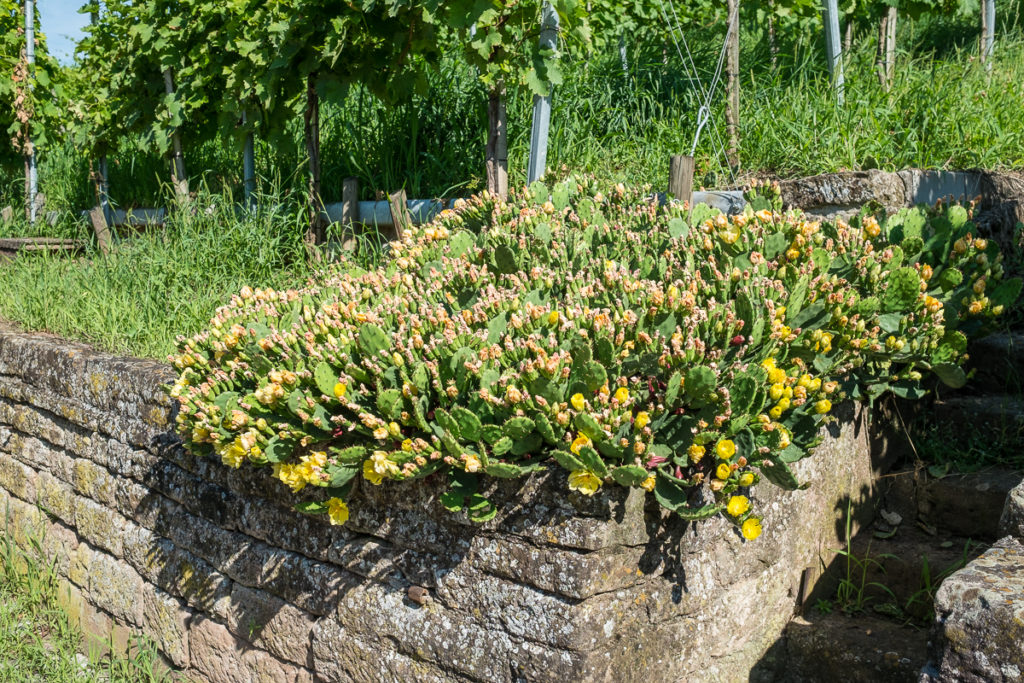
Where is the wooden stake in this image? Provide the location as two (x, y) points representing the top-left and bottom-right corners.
(388, 189), (412, 241)
(668, 155), (695, 207)
(725, 0), (740, 170)
(162, 69), (189, 200)
(88, 206), (111, 256)
(885, 6), (897, 86)
(486, 83), (509, 198)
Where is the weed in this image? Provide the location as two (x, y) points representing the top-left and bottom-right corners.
(0, 510), (169, 681)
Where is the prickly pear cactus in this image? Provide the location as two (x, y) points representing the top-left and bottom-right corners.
(168, 178), (1016, 540)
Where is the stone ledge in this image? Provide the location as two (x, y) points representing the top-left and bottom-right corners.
(923, 536), (1024, 683)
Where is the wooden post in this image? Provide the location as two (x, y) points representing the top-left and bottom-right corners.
(242, 112), (256, 206)
(341, 177), (359, 250)
(981, 0), (995, 68)
(668, 155), (694, 207)
(527, 3), (559, 185)
(821, 0), (845, 104)
(162, 69), (188, 199)
(88, 206), (112, 255)
(304, 73), (324, 257)
(725, 0), (740, 170)
(486, 83), (509, 198)
(885, 6), (897, 88)
(24, 0), (37, 224)
(388, 189), (412, 241)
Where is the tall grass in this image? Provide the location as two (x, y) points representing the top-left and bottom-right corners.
(0, 188), (384, 358)
(0, 521), (168, 681)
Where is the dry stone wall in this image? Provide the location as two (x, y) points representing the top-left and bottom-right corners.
(0, 325), (880, 682)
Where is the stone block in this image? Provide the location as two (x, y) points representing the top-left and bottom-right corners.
(225, 583), (315, 668)
(68, 541), (92, 588)
(311, 616), (474, 683)
(142, 583), (192, 668)
(0, 452), (37, 502)
(123, 527), (232, 617)
(923, 537), (1024, 683)
(999, 479), (1024, 540)
(74, 494), (127, 557)
(468, 535), (645, 600)
(87, 550), (145, 626)
(36, 471), (77, 526)
(41, 520), (79, 577)
(190, 615), (312, 683)
(2, 493), (46, 548)
(333, 580), (516, 682)
(73, 458), (116, 506)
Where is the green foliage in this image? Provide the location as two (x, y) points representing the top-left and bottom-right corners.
(170, 180), (1012, 537)
(0, 0), (63, 170)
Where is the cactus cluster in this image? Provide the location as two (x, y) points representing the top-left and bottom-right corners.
(168, 178), (1018, 539)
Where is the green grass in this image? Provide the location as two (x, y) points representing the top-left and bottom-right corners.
(0, 188), (385, 359)
(0, 528), (168, 682)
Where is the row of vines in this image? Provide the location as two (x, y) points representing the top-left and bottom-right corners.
(1, 0), (1001, 225)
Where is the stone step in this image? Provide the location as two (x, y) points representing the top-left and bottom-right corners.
(879, 468), (1022, 541)
(921, 536), (1024, 682)
(932, 394), (1024, 433)
(847, 526), (986, 620)
(772, 611), (927, 682)
(965, 332), (1024, 394)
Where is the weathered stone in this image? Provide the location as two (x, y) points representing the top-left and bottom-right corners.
(73, 457), (117, 506)
(923, 536), (1024, 683)
(469, 535), (645, 600)
(780, 170), (907, 214)
(899, 169), (983, 207)
(74, 494), (127, 557)
(190, 615), (312, 683)
(123, 527), (232, 617)
(142, 583), (192, 668)
(225, 583), (315, 667)
(68, 540), (92, 588)
(36, 471), (77, 525)
(0, 452), (37, 502)
(1000, 479), (1024, 540)
(311, 617), (475, 683)
(86, 550), (145, 625)
(2, 492), (46, 548)
(41, 520), (79, 577)
(3, 431), (76, 483)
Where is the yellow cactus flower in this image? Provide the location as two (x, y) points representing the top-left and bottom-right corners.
(570, 393), (586, 411)
(815, 399), (832, 414)
(326, 498), (349, 526)
(716, 463), (732, 480)
(570, 434), (592, 455)
(761, 357), (777, 371)
(769, 383), (785, 401)
(738, 472), (755, 487)
(614, 387), (630, 404)
(635, 411), (650, 430)
(726, 495), (751, 517)
(548, 310), (560, 325)
(741, 517), (763, 540)
(363, 459), (384, 485)
(568, 470), (602, 496)
(715, 440), (736, 460)
(688, 444), (706, 463)
(463, 453), (482, 473)
(641, 475), (656, 492)
(768, 367), (787, 385)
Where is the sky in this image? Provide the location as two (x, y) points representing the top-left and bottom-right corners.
(38, 0), (91, 64)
